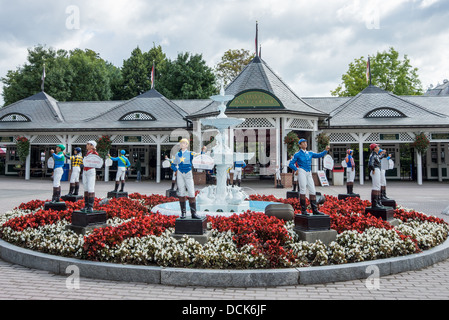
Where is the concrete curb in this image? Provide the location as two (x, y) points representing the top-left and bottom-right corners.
(1, 238), (449, 287)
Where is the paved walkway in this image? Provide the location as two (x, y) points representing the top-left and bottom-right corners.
(0, 176), (448, 300)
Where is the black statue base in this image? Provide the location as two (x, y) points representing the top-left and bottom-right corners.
(380, 199), (397, 209)
(175, 217), (207, 235)
(65, 210), (108, 234)
(276, 184), (284, 189)
(71, 210), (107, 227)
(166, 189), (178, 198)
(44, 202), (67, 211)
(294, 214), (331, 232)
(365, 206), (395, 221)
(107, 191), (128, 199)
(338, 193), (360, 201)
(61, 195), (84, 202)
(286, 191), (299, 199)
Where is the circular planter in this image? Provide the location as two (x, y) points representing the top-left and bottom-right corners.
(1, 237), (448, 287)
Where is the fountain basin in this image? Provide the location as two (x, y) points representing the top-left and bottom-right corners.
(151, 200), (279, 218)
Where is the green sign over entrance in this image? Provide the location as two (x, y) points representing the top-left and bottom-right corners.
(227, 90), (283, 109)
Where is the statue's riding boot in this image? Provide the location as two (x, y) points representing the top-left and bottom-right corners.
(120, 181), (125, 192)
(381, 186), (390, 200)
(371, 190), (383, 208)
(238, 180), (241, 187)
(189, 198), (200, 219)
(377, 191), (385, 208)
(292, 183), (297, 192)
(51, 187), (61, 203)
(171, 181), (176, 190)
(66, 184), (75, 196)
(349, 183), (355, 195)
(111, 182), (119, 193)
(179, 197), (187, 219)
(310, 195), (325, 215)
(299, 194), (308, 215)
(82, 192), (89, 211)
(346, 184), (350, 194)
(370, 190), (377, 208)
(73, 183), (80, 196)
(86, 193), (95, 213)
(50, 187), (57, 203)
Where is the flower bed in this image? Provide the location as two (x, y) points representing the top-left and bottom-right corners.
(0, 193), (448, 269)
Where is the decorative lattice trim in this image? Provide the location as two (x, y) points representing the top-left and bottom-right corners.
(112, 135), (124, 143)
(142, 135), (156, 144)
(289, 119), (313, 130)
(329, 133), (357, 143)
(235, 118), (274, 128)
(73, 135), (100, 144)
(399, 132), (414, 142)
(31, 135), (64, 144)
(365, 133), (380, 142)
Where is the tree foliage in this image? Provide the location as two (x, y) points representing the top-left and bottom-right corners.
(119, 44), (167, 100)
(158, 52), (217, 99)
(1, 45), (120, 106)
(214, 49), (253, 87)
(331, 47), (423, 97)
(2, 44), (221, 106)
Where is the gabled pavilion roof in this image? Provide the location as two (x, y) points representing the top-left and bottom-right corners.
(327, 85), (448, 128)
(425, 79), (449, 96)
(83, 88), (189, 130)
(0, 91), (65, 131)
(188, 56), (328, 119)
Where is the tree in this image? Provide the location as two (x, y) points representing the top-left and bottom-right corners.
(331, 47), (423, 97)
(214, 49), (253, 87)
(68, 49), (113, 101)
(1, 45), (119, 106)
(158, 52), (217, 99)
(1, 45), (66, 105)
(118, 44), (168, 100)
(120, 47), (150, 100)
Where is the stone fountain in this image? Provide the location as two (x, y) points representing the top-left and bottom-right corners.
(195, 85), (254, 213)
(152, 85), (277, 217)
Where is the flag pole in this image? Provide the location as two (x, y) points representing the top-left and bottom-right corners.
(151, 60), (155, 89)
(368, 56), (372, 86)
(255, 21), (259, 57)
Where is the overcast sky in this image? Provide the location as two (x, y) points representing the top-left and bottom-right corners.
(1, 0), (448, 105)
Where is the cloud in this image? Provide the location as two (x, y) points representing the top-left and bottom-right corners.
(1, 0), (449, 105)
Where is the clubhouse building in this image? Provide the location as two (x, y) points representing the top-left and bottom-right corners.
(1, 55), (448, 185)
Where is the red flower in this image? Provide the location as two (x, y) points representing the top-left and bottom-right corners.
(2, 192), (446, 267)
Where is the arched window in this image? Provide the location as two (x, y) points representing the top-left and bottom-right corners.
(120, 112), (156, 121)
(364, 108), (406, 118)
(0, 113), (30, 122)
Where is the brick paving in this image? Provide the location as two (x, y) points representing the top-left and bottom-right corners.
(0, 176), (448, 300)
